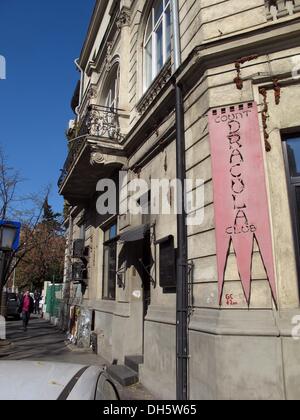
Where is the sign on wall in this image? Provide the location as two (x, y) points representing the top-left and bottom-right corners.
(208, 102), (277, 305)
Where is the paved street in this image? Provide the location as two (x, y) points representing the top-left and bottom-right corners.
(0, 316), (107, 366)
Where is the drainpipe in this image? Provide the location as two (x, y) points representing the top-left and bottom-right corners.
(74, 58), (84, 115)
(171, 0), (189, 401)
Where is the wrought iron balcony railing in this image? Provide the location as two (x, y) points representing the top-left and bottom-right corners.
(58, 105), (124, 189)
(77, 104), (124, 140)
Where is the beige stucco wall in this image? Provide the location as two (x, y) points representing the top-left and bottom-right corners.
(62, 0), (300, 400)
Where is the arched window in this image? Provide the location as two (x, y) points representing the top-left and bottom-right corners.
(144, 0), (171, 91)
(102, 64), (120, 111)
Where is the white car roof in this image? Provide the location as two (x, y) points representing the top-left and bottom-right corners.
(0, 361), (102, 400)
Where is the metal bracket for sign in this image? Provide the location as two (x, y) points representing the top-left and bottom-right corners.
(150, 222), (156, 244)
(149, 222), (157, 288)
(138, 258), (156, 287)
(187, 261), (195, 319)
(117, 266), (126, 290)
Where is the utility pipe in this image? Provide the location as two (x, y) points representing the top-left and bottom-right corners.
(171, 0), (189, 401)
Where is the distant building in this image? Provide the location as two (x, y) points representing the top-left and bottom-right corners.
(59, 0), (300, 399)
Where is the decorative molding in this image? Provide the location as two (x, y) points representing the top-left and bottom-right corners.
(105, 42), (113, 72)
(87, 86), (98, 100)
(189, 308), (279, 337)
(136, 60), (172, 115)
(265, 0), (300, 21)
(90, 151), (105, 166)
(116, 7), (131, 29)
(90, 147), (127, 168)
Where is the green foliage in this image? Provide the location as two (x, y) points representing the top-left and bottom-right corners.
(42, 198), (63, 233)
(15, 199), (66, 291)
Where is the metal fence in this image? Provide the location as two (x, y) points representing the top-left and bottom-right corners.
(45, 284), (63, 318)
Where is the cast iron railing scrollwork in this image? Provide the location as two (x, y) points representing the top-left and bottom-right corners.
(58, 105), (124, 188)
(58, 136), (86, 188)
(78, 105), (124, 142)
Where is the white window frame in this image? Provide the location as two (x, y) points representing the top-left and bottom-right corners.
(143, 0), (171, 92)
(104, 77), (117, 110)
(103, 65), (120, 111)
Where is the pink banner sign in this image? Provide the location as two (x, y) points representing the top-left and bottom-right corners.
(208, 102), (277, 305)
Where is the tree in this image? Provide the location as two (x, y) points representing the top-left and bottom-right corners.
(0, 148), (23, 220)
(15, 221), (65, 290)
(42, 198), (61, 226)
(0, 148), (65, 315)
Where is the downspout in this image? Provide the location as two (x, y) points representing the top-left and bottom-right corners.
(74, 58), (84, 115)
(171, 0), (189, 401)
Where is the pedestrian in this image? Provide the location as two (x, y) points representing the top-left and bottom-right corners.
(39, 295), (44, 318)
(18, 290), (34, 331)
(34, 290), (41, 314)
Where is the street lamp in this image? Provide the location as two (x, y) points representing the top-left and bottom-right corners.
(0, 223), (19, 251)
(0, 221), (21, 327)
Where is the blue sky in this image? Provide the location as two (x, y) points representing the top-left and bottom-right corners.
(0, 0), (95, 214)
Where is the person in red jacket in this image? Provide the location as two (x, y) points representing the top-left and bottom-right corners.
(18, 291), (34, 331)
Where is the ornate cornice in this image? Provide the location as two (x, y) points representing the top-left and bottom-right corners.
(265, 0), (300, 20)
(136, 60), (172, 115)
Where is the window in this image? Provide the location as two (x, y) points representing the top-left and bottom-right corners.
(105, 75), (118, 110)
(144, 0), (171, 91)
(157, 235), (176, 293)
(102, 64), (120, 111)
(283, 135), (300, 290)
(102, 223), (118, 300)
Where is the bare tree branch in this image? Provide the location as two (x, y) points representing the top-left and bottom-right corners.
(0, 150), (64, 292)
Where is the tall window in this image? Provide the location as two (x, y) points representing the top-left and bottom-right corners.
(105, 76), (118, 110)
(102, 223), (118, 300)
(283, 135), (300, 290)
(144, 0), (171, 91)
(103, 64), (120, 111)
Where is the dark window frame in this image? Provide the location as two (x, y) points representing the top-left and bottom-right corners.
(156, 235), (176, 293)
(282, 133), (300, 292)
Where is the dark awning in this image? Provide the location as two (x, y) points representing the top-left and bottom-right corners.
(119, 224), (150, 243)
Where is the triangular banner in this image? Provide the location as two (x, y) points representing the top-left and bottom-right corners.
(208, 102), (277, 306)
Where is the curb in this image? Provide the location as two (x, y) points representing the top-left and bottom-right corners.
(0, 352), (11, 358)
(0, 340), (11, 348)
(64, 340), (94, 354)
(0, 342), (13, 358)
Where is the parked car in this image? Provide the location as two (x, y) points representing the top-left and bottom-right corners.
(5, 293), (20, 320)
(0, 361), (120, 400)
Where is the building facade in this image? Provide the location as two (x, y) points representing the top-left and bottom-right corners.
(59, 0), (300, 400)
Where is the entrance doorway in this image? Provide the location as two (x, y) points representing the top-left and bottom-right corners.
(119, 225), (153, 356)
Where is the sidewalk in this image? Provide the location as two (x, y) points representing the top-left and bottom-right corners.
(0, 316), (155, 400)
(0, 316), (107, 365)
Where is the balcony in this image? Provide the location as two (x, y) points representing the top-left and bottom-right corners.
(58, 105), (128, 205)
(266, 0), (300, 20)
